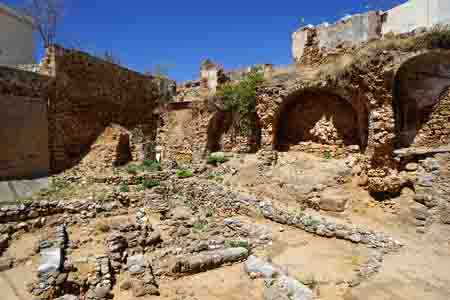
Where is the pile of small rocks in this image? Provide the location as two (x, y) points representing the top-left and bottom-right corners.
(106, 223), (162, 271)
(120, 254), (159, 297)
(105, 232), (128, 272)
(350, 250), (384, 287)
(0, 198), (125, 224)
(258, 199), (403, 250)
(244, 255), (313, 300)
(256, 147), (278, 173)
(85, 256), (112, 300)
(28, 225), (68, 300)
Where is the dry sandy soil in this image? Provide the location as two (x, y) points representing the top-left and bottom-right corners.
(2, 151), (450, 300)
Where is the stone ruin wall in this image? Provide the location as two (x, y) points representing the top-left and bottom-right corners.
(255, 46), (450, 194)
(157, 101), (207, 164)
(157, 98), (251, 165)
(160, 44), (450, 197)
(0, 66), (51, 179)
(47, 46), (160, 172)
(412, 87), (450, 147)
(292, 0), (450, 64)
(0, 46), (161, 178)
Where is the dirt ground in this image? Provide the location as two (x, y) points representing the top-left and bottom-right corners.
(2, 151), (450, 300)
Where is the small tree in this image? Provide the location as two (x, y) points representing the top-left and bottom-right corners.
(216, 69), (264, 145)
(23, 0), (64, 47)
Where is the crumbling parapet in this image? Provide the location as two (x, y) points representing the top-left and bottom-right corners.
(292, 0), (450, 64)
(292, 11), (383, 63)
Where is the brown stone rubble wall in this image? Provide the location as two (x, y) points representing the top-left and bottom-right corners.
(0, 66), (51, 179)
(47, 46), (160, 172)
(409, 87), (450, 148)
(255, 50), (399, 193)
(0, 46), (161, 178)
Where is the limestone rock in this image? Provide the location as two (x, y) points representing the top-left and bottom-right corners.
(127, 254), (146, 275)
(171, 247), (249, 274)
(169, 206), (193, 221)
(405, 163), (418, 172)
(0, 257), (13, 271)
(38, 248), (63, 274)
(244, 255), (280, 278)
(264, 275), (313, 300)
(131, 277), (159, 297)
(244, 256), (313, 300)
(319, 188), (350, 212)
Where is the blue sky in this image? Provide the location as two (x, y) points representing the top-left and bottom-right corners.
(4, 0), (405, 82)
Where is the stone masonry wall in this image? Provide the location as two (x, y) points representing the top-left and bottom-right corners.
(292, 11), (382, 63)
(0, 66), (51, 179)
(411, 87), (450, 147)
(47, 46), (160, 172)
(292, 0), (450, 64)
(0, 46), (161, 178)
(0, 95), (49, 179)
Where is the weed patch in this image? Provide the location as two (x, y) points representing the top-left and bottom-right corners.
(225, 240), (251, 251)
(118, 183), (129, 193)
(207, 154), (228, 166)
(176, 169), (194, 178)
(142, 179), (160, 189)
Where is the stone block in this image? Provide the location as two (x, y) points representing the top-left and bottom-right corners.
(171, 247), (249, 274)
(319, 189), (350, 212)
(38, 248), (63, 274)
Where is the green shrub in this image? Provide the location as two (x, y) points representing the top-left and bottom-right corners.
(176, 169), (194, 178)
(192, 221), (208, 233)
(207, 172), (224, 183)
(126, 164), (140, 175)
(207, 155), (228, 166)
(136, 185), (146, 192)
(225, 240), (250, 251)
(142, 179), (160, 189)
(216, 69), (264, 137)
(142, 159), (162, 172)
(119, 183), (129, 193)
(94, 191), (110, 202)
(125, 160), (162, 175)
(323, 150), (332, 160)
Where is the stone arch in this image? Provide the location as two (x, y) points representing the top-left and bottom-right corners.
(206, 110), (233, 153)
(272, 89), (369, 151)
(206, 109), (262, 153)
(393, 51), (450, 148)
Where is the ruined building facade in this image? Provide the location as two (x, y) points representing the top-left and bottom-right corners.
(158, 0), (450, 200)
(0, 3), (35, 66)
(292, 0), (450, 63)
(0, 46), (163, 179)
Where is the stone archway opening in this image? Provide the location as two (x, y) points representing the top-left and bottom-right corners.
(273, 90), (368, 152)
(393, 51), (450, 148)
(206, 110), (233, 153)
(206, 109), (262, 154)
